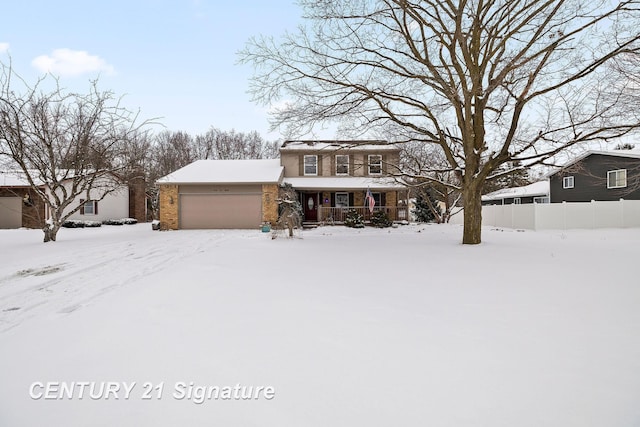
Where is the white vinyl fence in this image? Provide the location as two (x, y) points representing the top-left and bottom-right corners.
(449, 200), (640, 230)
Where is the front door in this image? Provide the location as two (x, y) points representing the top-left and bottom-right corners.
(304, 193), (318, 221)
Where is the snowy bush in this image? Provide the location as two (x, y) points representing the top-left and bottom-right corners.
(344, 209), (365, 228)
(103, 218), (139, 226)
(371, 210), (392, 228)
(62, 220), (102, 228)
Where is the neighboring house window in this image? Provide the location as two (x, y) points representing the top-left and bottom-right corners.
(80, 199), (98, 215)
(335, 192), (349, 207)
(534, 196), (549, 204)
(304, 155), (318, 176)
(513, 198), (521, 204)
(607, 169), (627, 189)
(563, 176), (574, 189)
(336, 155), (349, 175)
(368, 155), (382, 175)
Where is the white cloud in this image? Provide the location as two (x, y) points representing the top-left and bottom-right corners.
(0, 42), (9, 54)
(31, 48), (115, 77)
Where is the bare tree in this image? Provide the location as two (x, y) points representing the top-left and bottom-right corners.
(0, 64), (146, 242)
(273, 183), (302, 238)
(149, 130), (195, 182)
(193, 127), (280, 160)
(241, 0), (640, 243)
(401, 142), (462, 223)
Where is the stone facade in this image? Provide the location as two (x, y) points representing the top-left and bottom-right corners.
(159, 184), (179, 230)
(262, 184), (279, 225)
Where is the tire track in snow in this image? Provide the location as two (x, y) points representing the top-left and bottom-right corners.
(0, 231), (234, 332)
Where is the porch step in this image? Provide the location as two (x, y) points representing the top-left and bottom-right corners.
(302, 222), (319, 230)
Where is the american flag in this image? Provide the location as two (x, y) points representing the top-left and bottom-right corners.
(365, 187), (375, 213)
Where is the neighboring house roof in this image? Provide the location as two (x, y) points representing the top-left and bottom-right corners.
(280, 140), (400, 152)
(283, 176), (405, 190)
(548, 150), (640, 177)
(482, 181), (549, 201)
(157, 159), (284, 184)
(0, 171), (44, 187)
(1, 169), (123, 187)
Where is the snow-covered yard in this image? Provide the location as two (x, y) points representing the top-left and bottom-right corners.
(0, 224), (639, 426)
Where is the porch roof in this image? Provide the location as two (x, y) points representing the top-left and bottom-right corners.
(283, 176), (405, 191)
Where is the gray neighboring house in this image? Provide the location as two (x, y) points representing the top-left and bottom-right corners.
(549, 150), (640, 203)
(482, 181), (550, 205)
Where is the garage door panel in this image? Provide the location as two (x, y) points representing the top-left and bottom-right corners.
(0, 197), (22, 229)
(180, 194), (262, 229)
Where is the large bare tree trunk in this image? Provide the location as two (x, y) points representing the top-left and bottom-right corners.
(462, 185), (483, 245)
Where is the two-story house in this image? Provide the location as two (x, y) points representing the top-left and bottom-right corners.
(279, 140), (407, 223)
(549, 150), (640, 203)
(157, 140), (408, 229)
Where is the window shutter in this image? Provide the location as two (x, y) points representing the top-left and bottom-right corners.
(364, 155), (369, 176)
(349, 156), (354, 176)
(382, 155), (386, 174)
(80, 199), (85, 215)
(94, 201), (98, 215)
(317, 155), (323, 176)
(298, 155), (304, 176)
(381, 193), (387, 207)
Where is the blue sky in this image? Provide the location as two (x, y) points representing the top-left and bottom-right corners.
(0, 0), (304, 141)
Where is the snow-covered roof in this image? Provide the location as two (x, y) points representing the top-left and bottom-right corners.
(157, 159), (284, 184)
(482, 181), (549, 201)
(283, 176), (405, 190)
(549, 150), (640, 176)
(280, 140), (400, 152)
(0, 171), (44, 187)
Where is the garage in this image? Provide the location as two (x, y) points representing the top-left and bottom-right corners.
(158, 159), (284, 230)
(0, 197), (22, 229)
(179, 185), (262, 229)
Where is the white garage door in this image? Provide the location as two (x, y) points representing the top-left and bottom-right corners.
(179, 193), (262, 229)
(0, 197), (22, 229)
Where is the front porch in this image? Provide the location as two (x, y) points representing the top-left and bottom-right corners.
(315, 205), (408, 224)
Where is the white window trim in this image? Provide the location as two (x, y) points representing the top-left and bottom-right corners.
(368, 155), (382, 175)
(335, 192), (349, 208)
(563, 176), (574, 189)
(513, 197), (521, 205)
(82, 200), (96, 215)
(336, 155), (349, 176)
(304, 155), (318, 176)
(607, 169), (627, 189)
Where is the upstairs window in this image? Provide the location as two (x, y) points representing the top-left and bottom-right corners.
(513, 198), (521, 205)
(304, 155), (318, 176)
(368, 155), (382, 175)
(336, 155), (349, 175)
(607, 169), (627, 189)
(562, 176), (574, 189)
